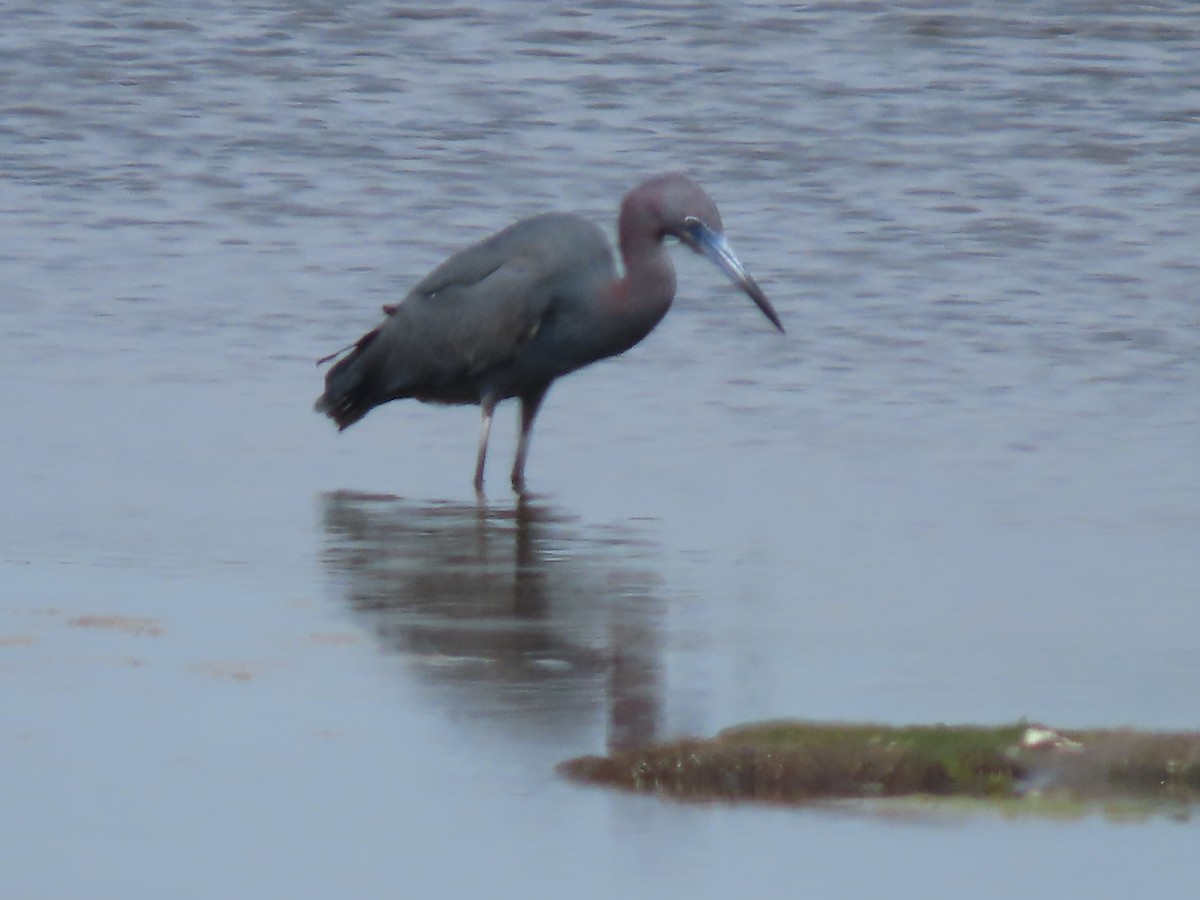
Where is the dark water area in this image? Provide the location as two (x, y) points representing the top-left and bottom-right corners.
(322, 493), (663, 752)
(3, 2), (1200, 897)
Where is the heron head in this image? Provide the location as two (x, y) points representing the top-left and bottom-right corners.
(620, 173), (784, 334)
(675, 214), (784, 335)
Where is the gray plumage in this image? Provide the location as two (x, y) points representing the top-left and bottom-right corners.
(316, 173), (783, 494)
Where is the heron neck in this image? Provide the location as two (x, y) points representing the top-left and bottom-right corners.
(617, 225), (676, 308)
(617, 244), (675, 322)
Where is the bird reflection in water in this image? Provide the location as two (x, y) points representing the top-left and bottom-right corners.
(321, 492), (662, 751)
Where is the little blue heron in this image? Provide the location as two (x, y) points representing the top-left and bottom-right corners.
(315, 173), (783, 494)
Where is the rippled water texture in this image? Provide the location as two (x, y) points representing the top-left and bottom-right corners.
(3, 2), (1200, 897)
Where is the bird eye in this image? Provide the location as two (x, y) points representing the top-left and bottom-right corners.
(682, 216), (707, 244)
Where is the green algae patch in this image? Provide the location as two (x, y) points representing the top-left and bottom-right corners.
(559, 721), (1200, 811)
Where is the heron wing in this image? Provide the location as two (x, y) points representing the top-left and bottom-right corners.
(359, 213), (614, 401)
(372, 245), (560, 395)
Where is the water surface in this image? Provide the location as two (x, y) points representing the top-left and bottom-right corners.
(3, 2), (1200, 897)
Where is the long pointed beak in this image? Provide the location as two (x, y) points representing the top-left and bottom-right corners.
(683, 217), (784, 333)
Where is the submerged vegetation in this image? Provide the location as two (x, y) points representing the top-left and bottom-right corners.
(560, 720), (1200, 814)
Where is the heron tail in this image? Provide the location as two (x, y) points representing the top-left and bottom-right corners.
(314, 328), (382, 431)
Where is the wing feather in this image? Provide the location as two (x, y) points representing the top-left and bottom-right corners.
(352, 212), (613, 403)
(371, 249), (557, 397)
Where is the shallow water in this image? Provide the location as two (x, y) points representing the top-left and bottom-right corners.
(3, 1), (1200, 897)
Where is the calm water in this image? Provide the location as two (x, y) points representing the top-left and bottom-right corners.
(3, 1), (1200, 897)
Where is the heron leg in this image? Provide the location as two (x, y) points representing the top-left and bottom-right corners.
(474, 400), (496, 496)
(511, 387), (548, 494)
